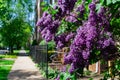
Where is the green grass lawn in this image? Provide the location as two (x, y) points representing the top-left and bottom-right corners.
(0, 55), (17, 59)
(0, 55), (15, 80)
(13, 50), (20, 54)
(0, 60), (14, 65)
(0, 65), (12, 80)
(14, 50), (29, 54)
(25, 50), (29, 53)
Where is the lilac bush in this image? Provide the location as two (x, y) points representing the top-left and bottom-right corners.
(64, 2), (117, 74)
(36, 0), (118, 79)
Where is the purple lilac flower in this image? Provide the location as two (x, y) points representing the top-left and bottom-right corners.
(64, 53), (74, 64)
(69, 63), (75, 74)
(76, 4), (85, 17)
(65, 32), (75, 42)
(65, 13), (77, 22)
(55, 75), (60, 80)
(89, 3), (96, 11)
(76, 4), (85, 12)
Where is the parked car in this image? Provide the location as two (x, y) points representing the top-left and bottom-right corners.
(0, 50), (9, 54)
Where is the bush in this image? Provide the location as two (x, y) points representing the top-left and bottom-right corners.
(40, 40), (55, 51)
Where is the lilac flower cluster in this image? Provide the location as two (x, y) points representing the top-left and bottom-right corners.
(65, 13), (77, 23)
(76, 4), (85, 18)
(36, 12), (60, 42)
(36, 0), (78, 42)
(55, 75), (60, 80)
(65, 32), (76, 42)
(64, 2), (117, 74)
(57, 0), (77, 15)
(54, 34), (68, 49)
(55, 0), (77, 18)
(54, 32), (75, 49)
(97, 7), (117, 59)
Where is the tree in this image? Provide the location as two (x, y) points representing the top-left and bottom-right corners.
(0, 32), (3, 48)
(0, 17), (32, 53)
(0, 0), (34, 52)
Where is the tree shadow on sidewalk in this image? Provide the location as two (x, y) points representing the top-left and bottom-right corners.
(8, 70), (47, 80)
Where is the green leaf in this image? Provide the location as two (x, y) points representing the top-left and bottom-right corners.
(70, 73), (76, 80)
(42, 5), (49, 11)
(112, 0), (117, 4)
(96, 3), (102, 11)
(41, 2), (46, 6)
(107, 0), (112, 5)
(63, 72), (70, 80)
(60, 72), (64, 80)
(96, 50), (100, 55)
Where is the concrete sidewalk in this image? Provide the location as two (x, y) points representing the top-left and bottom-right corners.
(8, 50), (46, 80)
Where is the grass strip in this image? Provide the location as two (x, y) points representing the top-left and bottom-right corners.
(0, 57), (15, 80)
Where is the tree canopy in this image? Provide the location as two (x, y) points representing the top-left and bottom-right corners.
(0, 17), (32, 51)
(0, 0), (34, 52)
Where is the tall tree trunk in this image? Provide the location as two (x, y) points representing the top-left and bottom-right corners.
(17, 44), (21, 50)
(34, 0), (43, 45)
(9, 45), (13, 53)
